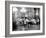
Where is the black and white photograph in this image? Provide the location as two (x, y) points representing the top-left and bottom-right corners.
(12, 7), (40, 31)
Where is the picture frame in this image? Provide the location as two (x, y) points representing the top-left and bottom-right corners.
(5, 1), (45, 37)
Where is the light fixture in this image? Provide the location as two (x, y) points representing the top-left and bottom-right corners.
(20, 7), (27, 13)
(13, 7), (18, 12)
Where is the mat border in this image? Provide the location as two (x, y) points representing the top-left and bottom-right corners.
(5, 1), (45, 37)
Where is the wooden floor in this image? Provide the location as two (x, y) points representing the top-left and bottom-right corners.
(14, 25), (40, 31)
